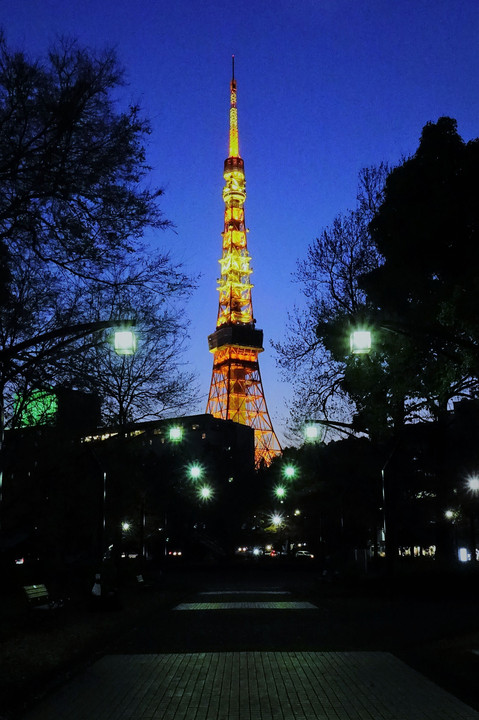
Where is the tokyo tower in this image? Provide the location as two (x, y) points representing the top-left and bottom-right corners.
(206, 58), (281, 467)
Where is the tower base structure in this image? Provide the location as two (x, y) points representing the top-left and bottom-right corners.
(207, 326), (281, 468)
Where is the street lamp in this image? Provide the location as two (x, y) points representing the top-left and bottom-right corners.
(350, 329), (372, 355)
(0, 318), (138, 534)
(467, 475), (479, 562)
(114, 329), (137, 355)
(169, 425), (183, 442)
(304, 424), (321, 442)
(188, 463), (203, 481)
(467, 476), (479, 492)
(271, 513), (283, 527)
(283, 464), (296, 480)
(198, 485), (213, 501)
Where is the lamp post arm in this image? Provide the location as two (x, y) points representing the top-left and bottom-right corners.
(306, 418), (357, 437)
(0, 319), (135, 362)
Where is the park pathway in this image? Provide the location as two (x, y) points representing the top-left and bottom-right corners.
(22, 584), (479, 719)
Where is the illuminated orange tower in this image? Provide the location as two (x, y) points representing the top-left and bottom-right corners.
(206, 58), (281, 467)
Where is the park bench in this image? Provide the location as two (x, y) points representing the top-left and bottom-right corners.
(23, 584), (64, 610)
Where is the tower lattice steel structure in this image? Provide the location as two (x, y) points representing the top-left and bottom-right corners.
(206, 58), (281, 467)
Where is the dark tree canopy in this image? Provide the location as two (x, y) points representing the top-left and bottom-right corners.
(279, 118), (479, 440)
(360, 117), (479, 416)
(365, 117), (479, 356)
(274, 164), (389, 437)
(0, 34), (168, 282)
(0, 34), (196, 429)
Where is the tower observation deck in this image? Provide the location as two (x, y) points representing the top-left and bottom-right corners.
(206, 58), (281, 467)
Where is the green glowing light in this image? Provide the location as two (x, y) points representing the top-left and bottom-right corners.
(283, 465), (296, 480)
(169, 426), (183, 442)
(17, 389), (58, 427)
(188, 463), (203, 480)
(199, 485), (213, 501)
(274, 485), (286, 499)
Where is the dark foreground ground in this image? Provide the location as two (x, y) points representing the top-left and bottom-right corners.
(2, 559), (479, 719)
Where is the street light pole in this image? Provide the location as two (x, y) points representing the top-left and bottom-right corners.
(467, 476), (479, 562)
(0, 319), (137, 531)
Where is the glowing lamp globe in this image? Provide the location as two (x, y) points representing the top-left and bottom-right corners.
(350, 330), (372, 355)
(188, 463), (203, 480)
(468, 477), (479, 492)
(305, 424), (320, 441)
(283, 465), (296, 480)
(114, 330), (137, 355)
(199, 485), (212, 501)
(169, 426), (183, 442)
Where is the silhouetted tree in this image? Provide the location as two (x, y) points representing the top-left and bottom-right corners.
(0, 33), (196, 428)
(363, 117), (479, 418)
(274, 164), (389, 436)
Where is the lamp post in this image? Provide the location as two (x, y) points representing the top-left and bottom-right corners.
(467, 476), (479, 562)
(270, 512), (286, 554)
(0, 320), (137, 532)
(349, 328), (391, 564)
(96, 326), (138, 562)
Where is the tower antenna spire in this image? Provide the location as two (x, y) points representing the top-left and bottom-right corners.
(228, 55), (239, 158)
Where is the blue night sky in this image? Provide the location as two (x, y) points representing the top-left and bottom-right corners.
(2, 0), (479, 446)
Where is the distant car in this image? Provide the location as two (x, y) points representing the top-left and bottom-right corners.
(295, 550), (314, 559)
(168, 550), (183, 557)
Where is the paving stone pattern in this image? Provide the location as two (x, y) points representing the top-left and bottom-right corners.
(23, 651), (479, 720)
(20, 587), (479, 719)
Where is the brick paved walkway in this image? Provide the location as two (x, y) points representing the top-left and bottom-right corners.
(18, 587), (479, 719)
(23, 651), (479, 719)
